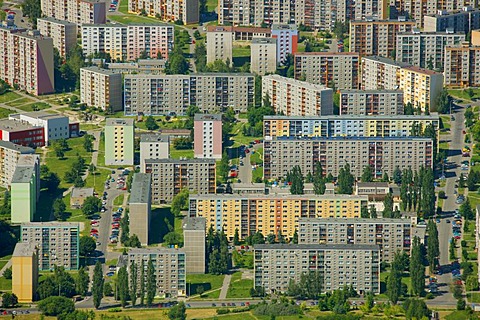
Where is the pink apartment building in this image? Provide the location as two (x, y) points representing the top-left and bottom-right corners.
(194, 114), (222, 160)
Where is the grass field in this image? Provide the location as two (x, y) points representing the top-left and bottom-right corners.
(252, 167), (263, 183)
(229, 122), (262, 147)
(0, 107), (12, 118)
(0, 91), (21, 103)
(113, 194), (125, 206)
(0, 275), (12, 291)
(84, 168), (111, 194)
(233, 46), (251, 58)
(109, 13), (158, 24)
(170, 146), (194, 159)
(448, 89), (480, 101)
(118, 0), (128, 13)
(187, 273), (225, 297)
(250, 148), (263, 165)
(5, 97), (35, 107)
(17, 102), (51, 112)
(227, 272), (253, 298)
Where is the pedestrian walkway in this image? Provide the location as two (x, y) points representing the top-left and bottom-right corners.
(219, 274), (232, 300)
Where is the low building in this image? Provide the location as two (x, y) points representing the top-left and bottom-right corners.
(250, 38), (277, 76)
(194, 114), (222, 160)
(140, 134), (170, 169)
(298, 218), (411, 262)
(70, 187), (94, 208)
(355, 182), (390, 197)
(254, 244), (380, 294)
(182, 217), (206, 274)
(0, 141), (35, 187)
(20, 222), (79, 271)
(105, 118), (135, 166)
(12, 243), (38, 303)
(37, 18), (76, 57)
(188, 194), (368, 241)
(129, 173), (152, 246)
(80, 67), (123, 112)
(127, 248), (186, 298)
(0, 119), (45, 147)
(339, 90), (404, 115)
(106, 59), (166, 74)
(145, 158), (216, 203)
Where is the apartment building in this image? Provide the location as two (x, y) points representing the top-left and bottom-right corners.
(140, 134), (170, 169)
(444, 44), (480, 87)
(0, 27), (54, 96)
(263, 115), (439, 139)
(0, 141), (35, 187)
(12, 243), (38, 303)
(124, 73), (255, 115)
(262, 75), (333, 116)
(396, 30), (465, 70)
(271, 24), (298, 64)
(250, 38), (277, 76)
(183, 217), (206, 274)
(105, 118), (135, 166)
(349, 18), (416, 58)
(339, 90), (404, 115)
(81, 24), (174, 61)
(254, 244), (380, 294)
(263, 136), (434, 180)
(129, 173), (152, 246)
(206, 26), (233, 65)
(294, 52), (360, 90)
(188, 194), (368, 240)
(298, 218), (411, 262)
(127, 0), (198, 24)
(127, 248), (186, 298)
(194, 114), (222, 160)
(145, 158), (216, 203)
(361, 56), (444, 112)
(80, 67), (123, 112)
(41, 0), (106, 25)
(11, 155), (40, 224)
(20, 222), (79, 271)
(424, 7), (480, 33)
(354, 0), (388, 20)
(37, 18), (76, 57)
(0, 119), (45, 147)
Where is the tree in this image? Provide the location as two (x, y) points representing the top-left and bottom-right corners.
(76, 267), (89, 296)
(337, 164), (354, 194)
(171, 188), (189, 216)
(53, 265), (76, 297)
(435, 90), (450, 114)
(287, 166), (304, 195)
(92, 261), (104, 309)
(82, 196), (102, 217)
(163, 232), (183, 246)
(313, 162), (326, 195)
(369, 205), (377, 218)
(165, 51), (189, 74)
(146, 259), (156, 306)
(403, 298), (429, 320)
(41, 166), (61, 192)
(145, 116), (159, 130)
(457, 298), (466, 310)
(426, 220), (439, 272)
(83, 134), (94, 152)
(410, 236), (425, 296)
(450, 237), (457, 260)
(168, 301), (187, 320)
(393, 167), (402, 184)
(130, 261), (138, 306)
(196, 285), (204, 297)
(194, 43), (207, 72)
(140, 260), (145, 305)
(361, 165), (373, 182)
(38, 296), (75, 316)
(459, 198), (474, 219)
(118, 266), (129, 307)
(103, 282), (113, 297)
(383, 193), (394, 218)
(387, 252), (404, 304)
(292, 229), (298, 244)
(53, 198), (67, 221)
(80, 236), (96, 256)
(459, 173), (466, 188)
(233, 228), (240, 245)
(22, 0), (42, 27)
(126, 234), (142, 248)
(2, 267), (12, 279)
(74, 176), (85, 187)
(361, 205), (369, 218)
(1, 292), (18, 308)
(218, 151), (230, 183)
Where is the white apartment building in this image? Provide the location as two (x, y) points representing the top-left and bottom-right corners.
(139, 134), (170, 170)
(0, 27), (54, 96)
(37, 18), (76, 57)
(0, 141), (35, 187)
(271, 24), (298, 64)
(80, 66), (123, 112)
(294, 52), (360, 90)
(206, 26), (233, 65)
(41, 0), (106, 25)
(339, 90), (405, 115)
(262, 75), (334, 116)
(250, 38), (277, 76)
(8, 112), (71, 145)
(128, 0), (199, 24)
(81, 24), (174, 61)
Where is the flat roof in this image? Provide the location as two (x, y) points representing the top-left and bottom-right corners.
(295, 52), (359, 56)
(340, 89), (403, 94)
(38, 17), (76, 26)
(362, 55), (411, 68)
(0, 141), (35, 153)
(71, 187), (94, 199)
(264, 74), (331, 91)
(254, 244), (380, 250)
(128, 247), (184, 255)
(194, 114), (222, 121)
(268, 136), (433, 142)
(299, 217), (410, 224)
(263, 114), (439, 121)
(402, 65), (443, 76)
(15, 111), (68, 120)
(81, 66), (121, 76)
(252, 37), (277, 44)
(125, 73), (254, 79)
(357, 182), (389, 187)
(271, 24), (297, 30)
(17, 154), (39, 167)
(351, 19), (416, 24)
(140, 133), (169, 143)
(129, 173), (151, 204)
(21, 222), (80, 228)
(145, 158), (215, 164)
(190, 194), (368, 200)
(82, 23), (172, 27)
(106, 118), (134, 126)
(12, 166), (34, 183)
(0, 119), (41, 132)
(182, 217), (206, 231)
(13, 243), (35, 257)
(233, 26), (271, 33)
(207, 25), (233, 32)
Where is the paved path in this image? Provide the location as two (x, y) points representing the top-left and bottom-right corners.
(218, 274), (232, 300)
(0, 260), (12, 277)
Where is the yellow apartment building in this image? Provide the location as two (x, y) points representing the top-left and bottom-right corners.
(12, 243), (38, 303)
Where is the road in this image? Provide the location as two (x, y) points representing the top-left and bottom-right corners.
(237, 143), (263, 184)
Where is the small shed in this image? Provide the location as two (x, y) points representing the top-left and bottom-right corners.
(70, 187), (94, 208)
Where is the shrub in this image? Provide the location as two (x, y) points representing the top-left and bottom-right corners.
(38, 296), (75, 316)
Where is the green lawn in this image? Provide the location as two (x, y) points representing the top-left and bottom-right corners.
(113, 194), (125, 206)
(0, 276), (12, 291)
(446, 310), (478, 320)
(0, 91), (21, 103)
(447, 89), (480, 101)
(230, 122), (262, 147)
(206, 0), (217, 11)
(0, 107), (12, 118)
(136, 116), (187, 130)
(170, 146), (194, 159)
(187, 273), (225, 297)
(227, 272), (253, 298)
(252, 167), (263, 183)
(109, 13), (159, 24)
(233, 46), (251, 58)
(118, 0), (128, 13)
(440, 115), (451, 130)
(17, 102), (51, 112)
(80, 123), (102, 131)
(249, 148), (263, 165)
(5, 97), (34, 107)
(0, 260), (9, 271)
(84, 168), (110, 194)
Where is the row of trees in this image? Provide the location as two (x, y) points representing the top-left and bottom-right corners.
(395, 166), (436, 217)
(206, 227), (230, 275)
(36, 265), (89, 301)
(64, 154), (87, 187)
(120, 210), (142, 247)
(116, 260), (156, 307)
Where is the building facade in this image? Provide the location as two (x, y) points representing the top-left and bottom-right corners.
(145, 158), (216, 203)
(0, 27), (54, 95)
(0, 141), (35, 187)
(9, 112), (73, 145)
(124, 73), (255, 115)
(298, 218), (411, 263)
(37, 18), (76, 57)
(254, 244), (380, 294)
(80, 67), (123, 112)
(129, 173), (152, 246)
(12, 243), (38, 303)
(263, 137), (434, 180)
(271, 24), (298, 64)
(263, 115), (439, 139)
(444, 44), (480, 87)
(11, 156), (40, 224)
(206, 26), (233, 65)
(262, 75), (334, 116)
(41, 0), (106, 25)
(183, 217), (206, 274)
(105, 118), (135, 166)
(193, 114), (222, 160)
(349, 19), (416, 58)
(423, 7), (480, 33)
(0, 119), (45, 147)
(250, 38), (277, 76)
(294, 52), (360, 90)
(20, 222), (79, 271)
(127, 248), (186, 297)
(188, 194), (368, 240)
(396, 30), (465, 70)
(140, 134), (170, 168)
(339, 90), (404, 115)
(81, 24), (174, 61)
(127, 0), (199, 24)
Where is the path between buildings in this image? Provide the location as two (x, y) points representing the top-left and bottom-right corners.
(0, 260), (12, 277)
(219, 274), (232, 300)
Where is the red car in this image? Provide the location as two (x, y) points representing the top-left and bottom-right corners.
(111, 223), (120, 228)
(91, 229), (99, 234)
(90, 220), (98, 225)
